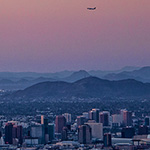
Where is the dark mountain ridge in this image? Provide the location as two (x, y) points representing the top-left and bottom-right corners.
(8, 77), (150, 100)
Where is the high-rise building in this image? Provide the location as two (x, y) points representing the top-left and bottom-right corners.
(89, 109), (99, 123)
(30, 123), (54, 144)
(86, 122), (103, 139)
(5, 123), (23, 145)
(145, 116), (150, 126)
(112, 114), (123, 126)
(99, 111), (109, 126)
(12, 125), (17, 139)
(122, 110), (132, 126)
(77, 116), (86, 127)
(78, 124), (92, 144)
(48, 124), (55, 142)
(41, 115), (44, 124)
(62, 113), (71, 123)
(55, 115), (66, 133)
(61, 127), (68, 141)
(103, 133), (112, 147)
(31, 125), (45, 144)
(5, 123), (13, 144)
(12, 125), (23, 145)
(43, 118), (49, 144)
(17, 125), (23, 145)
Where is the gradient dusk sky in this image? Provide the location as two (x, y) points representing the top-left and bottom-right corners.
(0, 0), (150, 72)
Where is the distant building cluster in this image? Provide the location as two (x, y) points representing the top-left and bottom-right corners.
(1, 109), (150, 149)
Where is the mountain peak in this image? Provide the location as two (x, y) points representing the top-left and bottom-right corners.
(62, 70), (90, 82)
(71, 70), (90, 77)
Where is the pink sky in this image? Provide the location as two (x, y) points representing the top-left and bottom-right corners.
(0, 0), (150, 72)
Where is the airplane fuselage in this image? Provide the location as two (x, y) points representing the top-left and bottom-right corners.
(87, 7), (96, 10)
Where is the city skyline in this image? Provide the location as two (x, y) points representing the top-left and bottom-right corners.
(0, 0), (150, 72)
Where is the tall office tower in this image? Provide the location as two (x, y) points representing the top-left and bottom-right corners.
(78, 124), (92, 144)
(123, 110), (132, 126)
(42, 118), (49, 144)
(12, 126), (17, 139)
(103, 133), (112, 147)
(89, 109), (99, 123)
(41, 115), (44, 124)
(86, 122), (103, 139)
(31, 125), (45, 144)
(112, 114), (123, 127)
(55, 115), (66, 133)
(5, 123), (13, 144)
(82, 112), (89, 119)
(61, 127), (68, 141)
(77, 116), (86, 127)
(10, 125), (23, 145)
(44, 118), (48, 134)
(48, 124), (55, 141)
(99, 111), (109, 126)
(145, 116), (150, 126)
(138, 125), (148, 135)
(62, 113), (71, 123)
(17, 125), (23, 145)
(121, 127), (135, 138)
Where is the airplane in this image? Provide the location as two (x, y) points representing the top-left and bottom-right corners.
(87, 7), (96, 10)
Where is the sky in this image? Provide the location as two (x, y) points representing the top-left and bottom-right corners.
(0, 0), (150, 72)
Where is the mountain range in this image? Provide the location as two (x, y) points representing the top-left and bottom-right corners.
(7, 76), (150, 100)
(104, 66), (150, 82)
(1, 66), (150, 90)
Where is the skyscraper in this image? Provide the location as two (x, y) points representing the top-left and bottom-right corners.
(99, 111), (109, 126)
(61, 127), (68, 141)
(78, 124), (92, 144)
(5, 123), (23, 145)
(77, 116), (86, 127)
(43, 118), (49, 144)
(145, 116), (150, 126)
(5, 123), (13, 144)
(55, 115), (66, 133)
(17, 125), (23, 145)
(62, 113), (71, 123)
(12, 125), (17, 139)
(123, 110), (132, 126)
(31, 125), (45, 144)
(48, 124), (55, 142)
(112, 114), (123, 126)
(41, 115), (44, 124)
(89, 109), (99, 123)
